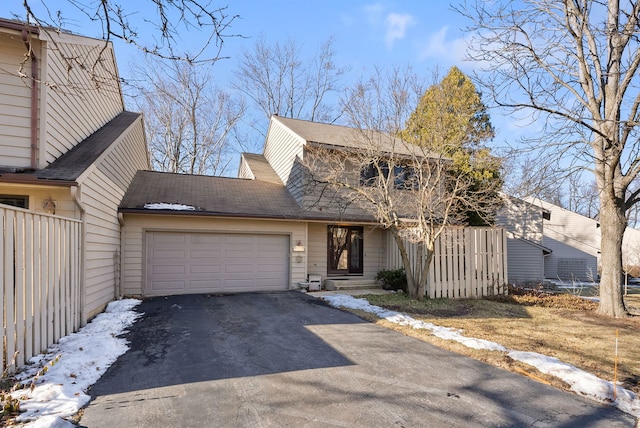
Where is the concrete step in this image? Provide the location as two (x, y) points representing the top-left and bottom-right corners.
(324, 279), (382, 291)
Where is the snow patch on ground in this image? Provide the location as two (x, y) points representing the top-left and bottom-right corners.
(322, 294), (640, 418)
(11, 299), (142, 427)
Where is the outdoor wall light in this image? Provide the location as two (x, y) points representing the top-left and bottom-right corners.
(293, 240), (305, 252)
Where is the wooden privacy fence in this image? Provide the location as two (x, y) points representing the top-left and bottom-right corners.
(1, 205), (82, 371)
(388, 227), (508, 299)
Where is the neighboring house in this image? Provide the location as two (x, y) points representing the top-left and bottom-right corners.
(119, 115), (507, 297)
(523, 197), (600, 282)
(496, 195), (552, 284)
(0, 18), (149, 323)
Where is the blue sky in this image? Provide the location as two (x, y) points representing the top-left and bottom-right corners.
(0, 1), (472, 94)
(0, 1), (518, 151)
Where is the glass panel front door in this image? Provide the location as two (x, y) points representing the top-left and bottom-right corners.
(328, 226), (364, 275)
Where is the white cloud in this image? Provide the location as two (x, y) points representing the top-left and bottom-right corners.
(420, 26), (468, 63)
(384, 12), (416, 48)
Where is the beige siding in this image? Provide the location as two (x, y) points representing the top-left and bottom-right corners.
(0, 33), (36, 168)
(237, 155), (255, 180)
(42, 37), (123, 167)
(363, 226), (386, 278)
(80, 169), (123, 318)
(307, 222), (327, 276)
(0, 184), (77, 218)
(79, 120), (149, 318)
(263, 118), (305, 187)
(307, 222), (385, 281)
(97, 118), (149, 191)
(121, 215), (308, 295)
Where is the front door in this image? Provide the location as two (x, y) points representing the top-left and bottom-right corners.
(327, 225), (364, 275)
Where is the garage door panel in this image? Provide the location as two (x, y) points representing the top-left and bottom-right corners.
(191, 235), (222, 245)
(152, 280), (186, 291)
(190, 249), (221, 258)
(152, 264), (187, 275)
(146, 232), (289, 295)
(189, 264), (221, 274)
(152, 234), (187, 244)
(151, 249), (187, 259)
(224, 250), (251, 259)
(190, 279), (222, 289)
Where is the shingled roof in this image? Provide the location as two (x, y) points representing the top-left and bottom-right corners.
(36, 111), (141, 181)
(119, 170), (304, 219)
(119, 170), (379, 223)
(0, 111), (140, 185)
(240, 153), (282, 184)
(272, 115), (434, 158)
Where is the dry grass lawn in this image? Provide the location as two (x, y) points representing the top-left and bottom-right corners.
(349, 288), (640, 396)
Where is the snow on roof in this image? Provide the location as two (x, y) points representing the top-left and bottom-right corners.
(144, 202), (197, 211)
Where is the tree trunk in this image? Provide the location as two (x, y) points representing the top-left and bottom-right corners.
(392, 231), (431, 300)
(598, 194), (628, 317)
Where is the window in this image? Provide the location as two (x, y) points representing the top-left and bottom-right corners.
(360, 161), (388, 186)
(360, 161), (417, 190)
(0, 195), (28, 209)
(393, 165), (418, 190)
(327, 225), (363, 275)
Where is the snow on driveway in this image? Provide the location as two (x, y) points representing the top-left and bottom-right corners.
(322, 294), (640, 419)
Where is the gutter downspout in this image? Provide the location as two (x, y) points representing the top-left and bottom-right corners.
(71, 185), (88, 326)
(116, 213), (125, 300)
(22, 28), (39, 170)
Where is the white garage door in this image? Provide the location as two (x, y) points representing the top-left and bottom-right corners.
(145, 232), (290, 295)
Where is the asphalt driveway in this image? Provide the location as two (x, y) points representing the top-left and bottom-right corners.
(79, 292), (635, 427)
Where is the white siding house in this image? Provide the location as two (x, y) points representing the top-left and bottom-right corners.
(496, 195), (551, 283)
(523, 197), (600, 282)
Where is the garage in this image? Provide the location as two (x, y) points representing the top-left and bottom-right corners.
(145, 231), (290, 295)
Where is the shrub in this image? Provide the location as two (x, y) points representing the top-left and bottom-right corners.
(376, 268), (407, 292)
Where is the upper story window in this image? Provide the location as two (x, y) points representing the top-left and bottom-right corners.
(360, 161), (389, 186)
(0, 195), (29, 209)
(360, 161), (418, 190)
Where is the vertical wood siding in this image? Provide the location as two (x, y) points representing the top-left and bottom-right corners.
(387, 228), (508, 298)
(0, 205), (81, 371)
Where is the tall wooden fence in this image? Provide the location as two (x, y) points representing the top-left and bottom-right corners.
(1, 205), (82, 371)
(388, 227), (508, 299)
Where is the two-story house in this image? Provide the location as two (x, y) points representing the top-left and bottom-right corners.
(119, 115), (507, 297)
(0, 18), (149, 323)
(118, 116), (388, 296)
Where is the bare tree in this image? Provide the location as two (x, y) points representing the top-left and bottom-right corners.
(234, 36), (347, 127)
(458, 0), (640, 317)
(10, 1), (239, 87)
(303, 68), (502, 299)
(130, 57), (245, 175)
